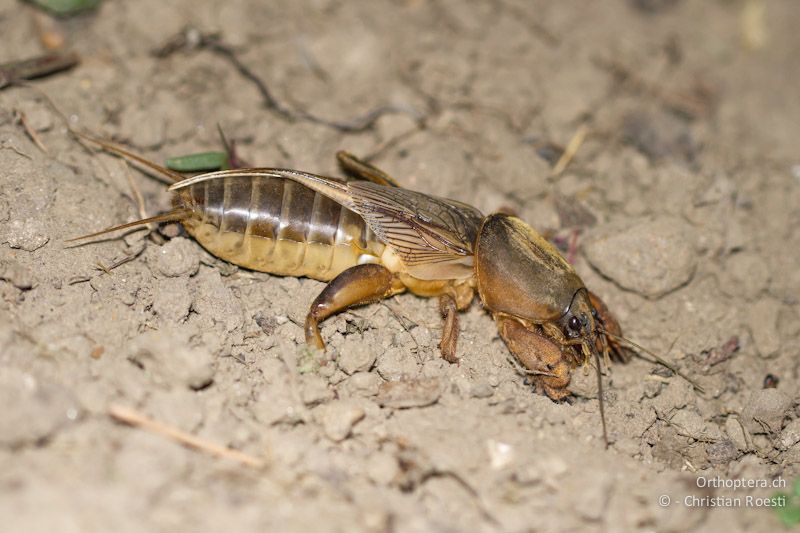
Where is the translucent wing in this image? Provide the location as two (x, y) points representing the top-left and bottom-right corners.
(346, 182), (483, 266)
(171, 169), (484, 279)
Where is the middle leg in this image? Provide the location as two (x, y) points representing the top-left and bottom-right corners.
(336, 151), (401, 187)
(438, 294), (459, 363)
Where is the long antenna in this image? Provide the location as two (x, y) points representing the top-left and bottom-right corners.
(602, 329), (705, 393)
(594, 350), (610, 447)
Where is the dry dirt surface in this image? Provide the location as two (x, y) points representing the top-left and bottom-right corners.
(1, 1), (798, 531)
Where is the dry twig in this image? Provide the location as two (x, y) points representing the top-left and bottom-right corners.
(13, 109), (48, 153)
(550, 123), (589, 177)
(109, 404), (266, 468)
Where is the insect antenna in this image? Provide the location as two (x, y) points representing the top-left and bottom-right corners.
(599, 328), (705, 393)
(593, 349), (610, 448)
(65, 208), (191, 243)
(72, 131), (186, 184)
(13, 84), (185, 185)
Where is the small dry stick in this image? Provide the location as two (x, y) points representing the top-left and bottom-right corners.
(550, 123), (589, 177)
(95, 261), (112, 275)
(121, 160), (164, 242)
(0, 139), (32, 159)
(153, 28), (424, 133)
(109, 404), (266, 468)
(123, 161), (148, 222)
(13, 109), (48, 153)
(0, 52), (79, 90)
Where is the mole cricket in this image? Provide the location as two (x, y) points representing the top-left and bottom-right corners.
(72, 131), (691, 444)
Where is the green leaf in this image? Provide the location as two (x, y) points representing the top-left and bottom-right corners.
(773, 479), (800, 527)
(28, 0), (101, 16)
(165, 151), (229, 172)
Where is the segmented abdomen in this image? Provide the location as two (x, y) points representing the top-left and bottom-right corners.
(175, 175), (385, 281)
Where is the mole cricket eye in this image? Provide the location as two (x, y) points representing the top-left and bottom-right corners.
(568, 316), (581, 332)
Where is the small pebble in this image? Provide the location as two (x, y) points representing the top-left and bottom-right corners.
(315, 400), (365, 442)
(486, 439), (515, 470)
(151, 277), (192, 322)
(344, 372), (383, 397)
(337, 337), (377, 375)
(253, 391), (300, 426)
(155, 237), (200, 277)
(643, 379), (664, 399)
(376, 378), (442, 409)
(419, 357), (448, 379)
(5, 219), (49, 252)
(721, 252), (770, 300)
(0, 257), (36, 289)
(651, 380), (691, 416)
(740, 389), (791, 434)
(513, 462), (544, 486)
(316, 360), (336, 379)
(365, 451), (399, 485)
(779, 419), (800, 450)
(159, 222), (182, 239)
(706, 439), (738, 465)
(791, 164), (800, 183)
(300, 374), (334, 406)
(470, 380), (494, 399)
(763, 374), (779, 389)
(621, 110), (697, 162)
(669, 409), (710, 440)
(694, 173), (735, 206)
(725, 417), (749, 451)
(567, 366), (599, 399)
(583, 216), (696, 298)
(375, 347), (420, 381)
(190, 268), (244, 333)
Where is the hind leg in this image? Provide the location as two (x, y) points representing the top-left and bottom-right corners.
(438, 294), (460, 363)
(305, 263), (405, 350)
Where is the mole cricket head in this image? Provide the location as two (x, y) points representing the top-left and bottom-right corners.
(474, 213), (605, 363)
(558, 288), (603, 362)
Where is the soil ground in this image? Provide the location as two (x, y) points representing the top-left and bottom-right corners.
(0, 1), (798, 531)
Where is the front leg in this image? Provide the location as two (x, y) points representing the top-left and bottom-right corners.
(305, 263), (405, 350)
(495, 315), (576, 400)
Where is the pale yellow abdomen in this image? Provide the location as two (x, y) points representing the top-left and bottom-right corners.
(178, 175), (386, 281)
